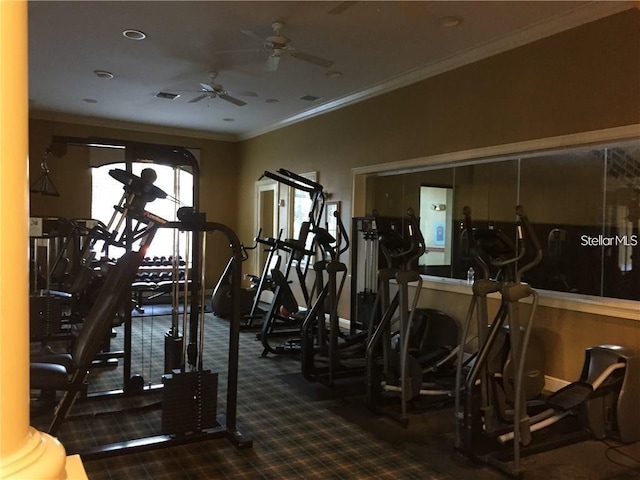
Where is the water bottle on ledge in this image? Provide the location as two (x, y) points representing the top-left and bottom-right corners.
(467, 267), (475, 285)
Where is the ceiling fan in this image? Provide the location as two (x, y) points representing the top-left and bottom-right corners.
(241, 21), (334, 72)
(189, 72), (257, 107)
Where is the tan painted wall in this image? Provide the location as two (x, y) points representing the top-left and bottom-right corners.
(28, 118), (240, 284)
(236, 9), (640, 381)
(26, 10), (640, 382)
(238, 9), (640, 242)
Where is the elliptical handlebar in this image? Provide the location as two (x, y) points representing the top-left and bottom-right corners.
(405, 208), (426, 267)
(333, 207), (350, 259)
(463, 206), (490, 280)
(515, 205), (543, 281)
(489, 219), (526, 270)
(378, 208), (425, 270)
(314, 207), (351, 262)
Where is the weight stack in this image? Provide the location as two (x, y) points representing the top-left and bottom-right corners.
(161, 369), (218, 435)
(356, 290), (376, 331)
(164, 331), (184, 373)
(30, 294), (62, 339)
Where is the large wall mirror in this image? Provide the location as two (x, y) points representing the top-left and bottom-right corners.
(363, 139), (640, 301)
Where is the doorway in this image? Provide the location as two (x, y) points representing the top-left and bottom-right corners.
(254, 179), (279, 274)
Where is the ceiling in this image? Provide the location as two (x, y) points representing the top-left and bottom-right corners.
(28, 1), (632, 142)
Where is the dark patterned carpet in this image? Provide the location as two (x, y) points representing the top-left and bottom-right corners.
(31, 311), (640, 480)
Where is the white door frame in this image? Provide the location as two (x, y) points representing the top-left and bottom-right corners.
(254, 178), (279, 274)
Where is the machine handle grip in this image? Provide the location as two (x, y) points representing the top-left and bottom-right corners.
(516, 205), (542, 253)
(462, 206), (490, 280)
(515, 205), (543, 279)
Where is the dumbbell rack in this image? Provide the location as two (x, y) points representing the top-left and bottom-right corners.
(131, 256), (190, 312)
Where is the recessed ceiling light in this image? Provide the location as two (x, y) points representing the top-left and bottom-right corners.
(439, 16), (462, 28)
(265, 98), (279, 103)
(94, 70), (114, 79)
(83, 98), (98, 103)
(123, 29), (146, 40)
(299, 94), (320, 102)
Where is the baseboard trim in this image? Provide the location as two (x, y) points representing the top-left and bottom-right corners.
(545, 375), (571, 393)
(331, 320), (573, 396)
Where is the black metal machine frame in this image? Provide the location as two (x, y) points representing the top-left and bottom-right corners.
(30, 142), (253, 459)
(454, 205), (640, 477)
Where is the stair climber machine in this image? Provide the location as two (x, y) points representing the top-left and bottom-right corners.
(260, 208), (350, 358)
(240, 229), (282, 325)
(365, 209), (461, 426)
(256, 168), (326, 355)
(251, 223), (314, 337)
(454, 205), (640, 477)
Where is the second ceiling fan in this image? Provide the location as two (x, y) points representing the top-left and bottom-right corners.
(189, 71), (257, 107)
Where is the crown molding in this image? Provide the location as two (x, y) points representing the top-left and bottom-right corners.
(240, 1), (635, 141)
(30, 2), (635, 144)
(29, 110), (239, 143)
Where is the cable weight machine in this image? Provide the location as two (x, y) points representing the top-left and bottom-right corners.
(31, 158), (253, 458)
(157, 207), (252, 449)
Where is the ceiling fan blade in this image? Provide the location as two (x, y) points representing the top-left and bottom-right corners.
(327, 1), (358, 14)
(212, 47), (263, 55)
(199, 83), (215, 92)
(189, 94), (208, 103)
(218, 94), (247, 107)
(241, 29), (266, 45)
(266, 55), (280, 72)
(290, 51), (334, 68)
(228, 90), (258, 98)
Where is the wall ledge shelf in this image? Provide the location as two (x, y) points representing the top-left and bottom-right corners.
(419, 275), (640, 322)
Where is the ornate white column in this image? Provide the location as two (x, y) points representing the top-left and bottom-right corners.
(0, 1), (80, 478)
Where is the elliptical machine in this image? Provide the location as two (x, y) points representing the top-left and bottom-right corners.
(299, 208), (354, 385)
(365, 209), (460, 425)
(210, 236), (259, 320)
(454, 205), (640, 477)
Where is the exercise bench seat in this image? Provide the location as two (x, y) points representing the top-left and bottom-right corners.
(30, 250), (145, 435)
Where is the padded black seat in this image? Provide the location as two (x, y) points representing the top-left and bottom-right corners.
(30, 352), (74, 372)
(30, 362), (69, 390)
(30, 250), (144, 434)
